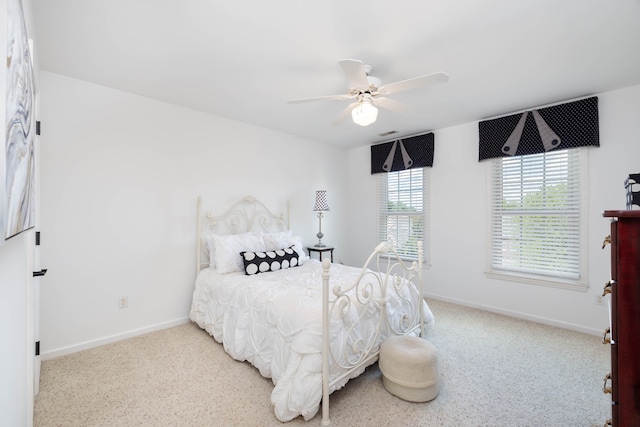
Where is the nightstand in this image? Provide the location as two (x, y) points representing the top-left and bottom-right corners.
(307, 246), (335, 262)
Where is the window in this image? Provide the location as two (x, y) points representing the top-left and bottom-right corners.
(487, 148), (587, 289)
(377, 167), (429, 262)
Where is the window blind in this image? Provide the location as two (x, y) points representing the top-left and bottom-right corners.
(377, 168), (426, 261)
(490, 149), (581, 280)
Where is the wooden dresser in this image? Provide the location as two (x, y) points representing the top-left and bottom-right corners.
(602, 210), (640, 426)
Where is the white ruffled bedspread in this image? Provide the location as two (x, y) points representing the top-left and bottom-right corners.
(189, 260), (434, 422)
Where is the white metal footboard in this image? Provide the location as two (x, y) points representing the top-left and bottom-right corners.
(320, 241), (424, 426)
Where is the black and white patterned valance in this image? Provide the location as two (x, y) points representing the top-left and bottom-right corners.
(371, 132), (434, 174)
(478, 96), (599, 161)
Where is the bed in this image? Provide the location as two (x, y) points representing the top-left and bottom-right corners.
(189, 196), (434, 424)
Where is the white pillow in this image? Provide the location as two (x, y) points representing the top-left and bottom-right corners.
(263, 230), (293, 250)
(203, 234), (215, 268)
(212, 232), (266, 274)
(290, 235), (309, 262)
(263, 231), (308, 263)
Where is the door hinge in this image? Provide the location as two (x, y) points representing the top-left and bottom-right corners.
(35, 341), (40, 356)
(36, 121), (41, 136)
(35, 231), (40, 246)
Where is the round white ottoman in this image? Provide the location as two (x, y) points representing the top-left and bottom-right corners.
(379, 335), (439, 402)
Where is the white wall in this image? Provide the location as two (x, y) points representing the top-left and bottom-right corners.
(346, 85), (640, 335)
(39, 71), (349, 357)
(34, 57), (640, 356)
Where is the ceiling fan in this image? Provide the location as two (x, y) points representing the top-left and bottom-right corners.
(288, 59), (449, 127)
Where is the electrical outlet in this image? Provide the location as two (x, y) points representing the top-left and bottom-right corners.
(118, 296), (128, 309)
(595, 295), (605, 306)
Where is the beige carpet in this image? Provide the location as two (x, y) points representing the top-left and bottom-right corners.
(34, 299), (612, 426)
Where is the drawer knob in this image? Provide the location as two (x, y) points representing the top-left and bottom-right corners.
(602, 373), (612, 394)
(601, 235), (611, 249)
(602, 327), (611, 345)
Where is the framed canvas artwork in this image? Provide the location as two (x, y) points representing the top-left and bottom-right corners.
(3, 0), (36, 242)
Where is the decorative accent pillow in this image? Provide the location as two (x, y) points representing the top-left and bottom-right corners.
(212, 232), (266, 274)
(241, 246), (300, 275)
(263, 231), (308, 263)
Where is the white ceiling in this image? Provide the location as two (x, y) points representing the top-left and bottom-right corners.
(31, 0), (640, 149)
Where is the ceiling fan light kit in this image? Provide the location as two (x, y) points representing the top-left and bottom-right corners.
(352, 98), (378, 126)
(288, 59), (449, 127)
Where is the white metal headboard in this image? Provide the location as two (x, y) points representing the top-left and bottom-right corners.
(196, 195), (290, 273)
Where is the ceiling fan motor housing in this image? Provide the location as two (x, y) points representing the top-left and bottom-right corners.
(362, 64), (381, 89)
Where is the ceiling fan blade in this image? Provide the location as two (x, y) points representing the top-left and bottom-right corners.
(331, 102), (358, 126)
(378, 72), (449, 95)
(339, 59), (370, 90)
(374, 97), (412, 115)
(288, 94), (352, 104)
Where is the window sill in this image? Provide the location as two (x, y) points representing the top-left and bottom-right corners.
(485, 271), (589, 292)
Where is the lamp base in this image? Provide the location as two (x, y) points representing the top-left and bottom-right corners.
(316, 231), (325, 247)
(315, 242), (326, 248)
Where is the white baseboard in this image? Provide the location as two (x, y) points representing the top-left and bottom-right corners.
(424, 293), (602, 337)
(42, 317), (191, 360)
(42, 296), (601, 360)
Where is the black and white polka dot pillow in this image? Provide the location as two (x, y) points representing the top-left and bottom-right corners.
(240, 246), (300, 275)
